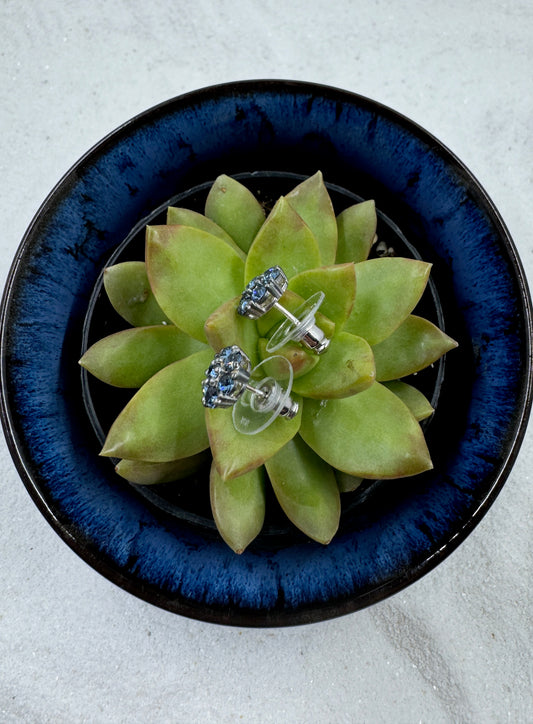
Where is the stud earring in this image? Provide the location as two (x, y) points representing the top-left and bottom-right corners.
(237, 266), (330, 354)
(201, 344), (299, 435)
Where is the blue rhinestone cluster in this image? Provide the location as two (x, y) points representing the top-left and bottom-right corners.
(201, 345), (251, 408)
(237, 266), (287, 317)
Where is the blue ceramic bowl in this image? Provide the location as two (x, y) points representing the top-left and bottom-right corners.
(1, 80), (531, 626)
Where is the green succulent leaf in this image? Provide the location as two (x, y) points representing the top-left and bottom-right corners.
(244, 197), (321, 283)
(210, 462), (266, 554)
(205, 397), (302, 481)
(265, 436), (340, 544)
(382, 380), (434, 421)
(146, 225), (245, 342)
(285, 171), (338, 265)
(79, 326), (207, 388)
(100, 348), (213, 462)
(103, 261), (172, 327)
(335, 470), (364, 493)
(373, 315), (458, 380)
(204, 174), (266, 253)
(166, 208), (246, 259)
(292, 331), (375, 399)
(257, 338), (319, 380)
(256, 288), (336, 339)
(115, 452), (210, 485)
(336, 200), (377, 264)
(343, 258), (432, 345)
(204, 296), (260, 366)
(299, 382), (433, 478)
(288, 263), (356, 327)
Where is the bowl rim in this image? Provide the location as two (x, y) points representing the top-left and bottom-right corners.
(1, 79), (532, 626)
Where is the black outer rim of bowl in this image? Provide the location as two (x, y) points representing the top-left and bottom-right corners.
(1, 79), (532, 627)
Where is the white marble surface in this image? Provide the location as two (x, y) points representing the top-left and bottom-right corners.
(1, 1), (532, 721)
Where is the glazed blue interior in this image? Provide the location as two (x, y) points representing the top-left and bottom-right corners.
(1, 80), (531, 626)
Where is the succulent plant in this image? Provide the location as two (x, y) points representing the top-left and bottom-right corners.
(80, 172), (457, 553)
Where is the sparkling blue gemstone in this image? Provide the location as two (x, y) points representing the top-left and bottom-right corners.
(219, 346), (234, 360)
(251, 285), (267, 302)
(218, 373), (235, 395)
(237, 298), (249, 315)
(264, 266), (281, 282)
(218, 346), (244, 369)
(202, 384), (219, 408)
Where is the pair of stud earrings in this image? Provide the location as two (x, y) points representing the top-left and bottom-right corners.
(201, 266), (330, 435)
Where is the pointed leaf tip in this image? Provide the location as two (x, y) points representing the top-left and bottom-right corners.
(373, 315), (458, 381)
(265, 436), (340, 544)
(344, 257), (432, 345)
(210, 463), (266, 553)
(286, 171), (338, 265)
(165, 207), (246, 259)
(204, 175), (265, 253)
(103, 261), (172, 327)
(80, 326), (206, 388)
(336, 200), (377, 264)
(245, 197), (321, 282)
(300, 383), (433, 479)
(100, 348), (213, 462)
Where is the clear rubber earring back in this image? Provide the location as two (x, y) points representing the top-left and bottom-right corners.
(232, 356), (298, 435)
(266, 291), (329, 354)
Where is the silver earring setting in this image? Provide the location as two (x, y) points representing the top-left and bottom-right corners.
(202, 345), (299, 435)
(237, 266), (330, 354)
